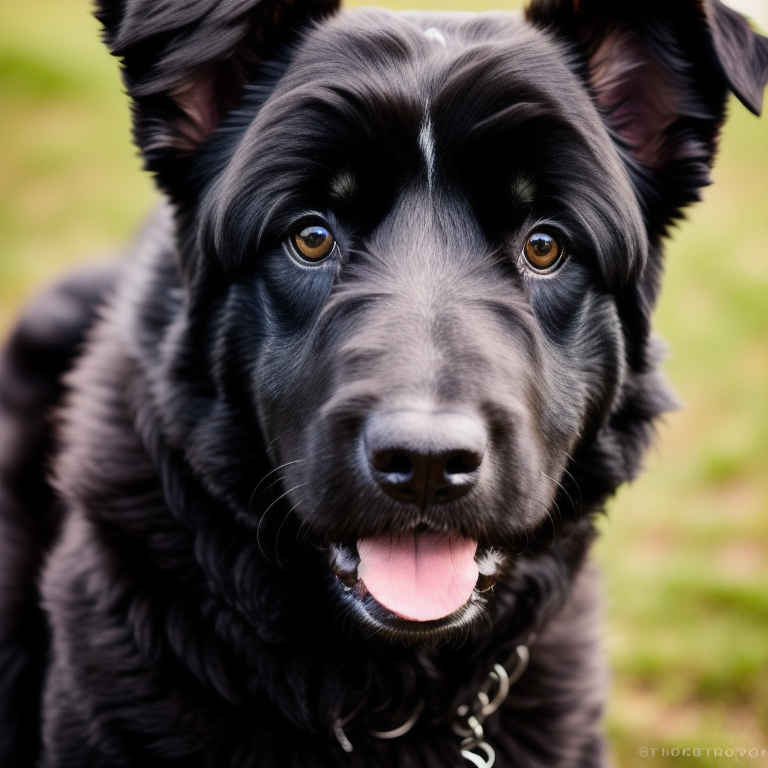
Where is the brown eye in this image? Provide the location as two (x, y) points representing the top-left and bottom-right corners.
(523, 232), (563, 272)
(293, 224), (335, 262)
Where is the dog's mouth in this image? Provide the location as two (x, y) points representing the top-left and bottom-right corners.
(329, 531), (507, 640)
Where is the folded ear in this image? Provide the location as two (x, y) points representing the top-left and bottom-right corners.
(95, 0), (339, 194)
(526, 0), (768, 226)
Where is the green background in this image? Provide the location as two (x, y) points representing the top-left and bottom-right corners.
(1, 1), (766, 765)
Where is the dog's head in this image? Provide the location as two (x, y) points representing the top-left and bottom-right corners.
(96, 0), (767, 642)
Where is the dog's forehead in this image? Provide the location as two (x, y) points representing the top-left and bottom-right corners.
(267, 8), (617, 200)
(288, 7), (582, 109)
(265, 6), (607, 175)
(202, 5), (644, 280)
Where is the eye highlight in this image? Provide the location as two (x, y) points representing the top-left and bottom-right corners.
(523, 232), (563, 273)
(293, 223), (335, 262)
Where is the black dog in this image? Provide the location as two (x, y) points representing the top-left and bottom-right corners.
(1, 0), (766, 766)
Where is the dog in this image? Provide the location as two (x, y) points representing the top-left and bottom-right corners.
(1, 0), (766, 765)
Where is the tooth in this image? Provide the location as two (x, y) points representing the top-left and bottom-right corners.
(333, 566), (358, 588)
(330, 544), (359, 587)
(476, 572), (498, 592)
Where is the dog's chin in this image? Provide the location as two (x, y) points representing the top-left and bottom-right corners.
(329, 543), (507, 644)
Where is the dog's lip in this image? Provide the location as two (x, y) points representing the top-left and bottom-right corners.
(329, 539), (507, 624)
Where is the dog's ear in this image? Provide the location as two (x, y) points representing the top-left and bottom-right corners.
(95, 0), (339, 194)
(526, 0), (768, 225)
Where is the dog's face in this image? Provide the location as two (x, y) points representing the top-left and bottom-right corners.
(97, 0), (766, 642)
(199, 11), (641, 637)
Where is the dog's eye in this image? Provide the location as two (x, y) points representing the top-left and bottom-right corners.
(523, 232), (563, 272)
(293, 224), (335, 262)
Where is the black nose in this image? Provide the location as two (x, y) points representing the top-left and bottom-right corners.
(364, 410), (487, 506)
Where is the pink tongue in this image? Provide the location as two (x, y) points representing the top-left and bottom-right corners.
(357, 532), (478, 622)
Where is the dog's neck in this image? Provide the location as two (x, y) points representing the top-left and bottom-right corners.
(332, 640), (534, 762)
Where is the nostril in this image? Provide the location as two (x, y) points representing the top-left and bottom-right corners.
(364, 409), (487, 505)
(371, 450), (413, 477)
(445, 450), (483, 476)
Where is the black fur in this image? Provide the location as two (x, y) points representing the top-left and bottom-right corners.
(1, 1), (766, 766)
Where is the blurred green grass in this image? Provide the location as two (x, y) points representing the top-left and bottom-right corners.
(1, 1), (766, 765)
(0, 0), (156, 331)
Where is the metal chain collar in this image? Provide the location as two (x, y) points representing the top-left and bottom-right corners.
(331, 644), (530, 768)
(451, 645), (530, 768)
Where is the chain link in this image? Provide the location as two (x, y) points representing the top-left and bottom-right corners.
(332, 643), (530, 764)
(452, 645), (529, 767)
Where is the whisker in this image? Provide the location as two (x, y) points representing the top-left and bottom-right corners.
(541, 470), (578, 519)
(249, 459), (305, 510)
(256, 483), (305, 563)
(514, 528), (530, 557)
(249, 448), (338, 514)
(562, 455), (584, 520)
(530, 497), (559, 547)
(294, 515), (313, 546)
(275, 500), (304, 571)
(250, 474), (291, 513)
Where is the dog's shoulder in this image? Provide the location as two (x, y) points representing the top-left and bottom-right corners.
(0, 261), (120, 765)
(0, 260), (122, 533)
